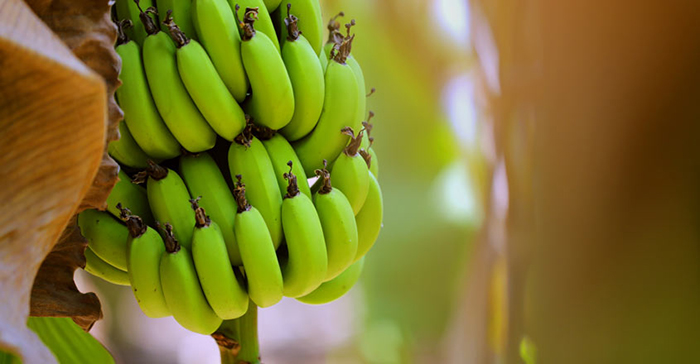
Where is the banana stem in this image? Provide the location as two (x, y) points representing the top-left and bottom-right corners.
(236, 300), (261, 364)
(214, 320), (241, 364)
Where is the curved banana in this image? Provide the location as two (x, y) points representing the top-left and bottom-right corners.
(354, 171), (383, 261)
(180, 153), (242, 265)
(122, 210), (170, 318)
(78, 209), (129, 271)
(277, 0), (324, 55)
(280, 163), (327, 297)
(228, 127), (283, 248)
(227, 0), (280, 53)
(278, 5), (325, 142)
(157, 0), (197, 40)
(296, 257), (365, 305)
(114, 20), (181, 160)
(260, 132), (311, 199)
(235, 6), (294, 130)
(330, 127), (369, 214)
(108, 121), (154, 169)
(159, 223), (223, 334)
(106, 169), (154, 226)
(115, 0), (155, 46)
(293, 36), (360, 176)
(83, 247), (130, 287)
(139, 8), (216, 153)
(163, 15), (246, 141)
(313, 165), (358, 281)
(192, 0), (249, 102)
(232, 176), (283, 308)
(134, 161), (195, 249)
(191, 201), (249, 319)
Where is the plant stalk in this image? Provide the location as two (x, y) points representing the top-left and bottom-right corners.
(236, 300), (260, 364)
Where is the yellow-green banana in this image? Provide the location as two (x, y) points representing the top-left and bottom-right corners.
(260, 132), (311, 199)
(296, 257), (364, 305)
(134, 161), (195, 249)
(278, 0), (324, 55)
(293, 35), (360, 176)
(330, 127), (369, 214)
(157, 0), (197, 40)
(192, 0), (249, 102)
(115, 0), (155, 46)
(278, 5), (325, 142)
(78, 209), (129, 271)
(354, 171), (382, 261)
(313, 165), (358, 281)
(236, 6), (294, 130)
(108, 122), (154, 169)
(106, 169), (154, 226)
(263, 0), (282, 12)
(191, 201), (249, 319)
(122, 210), (170, 318)
(227, 0), (280, 52)
(233, 176), (283, 308)
(280, 163), (327, 297)
(159, 223), (223, 334)
(139, 8), (217, 153)
(228, 127), (283, 248)
(180, 152), (242, 265)
(163, 15), (246, 141)
(83, 247), (130, 286)
(114, 20), (181, 160)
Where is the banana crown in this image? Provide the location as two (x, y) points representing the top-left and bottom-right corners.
(233, 5), (259, 41)
(314, 160), (333, 195)
(118, 203), (147, 238)
(158, 222), (181, 253)
(163, 10), (190, 47)
(190, 197), (211, 228)
(115, 19), (133, 46)
(284, 4), (301, 42)
(134, 0), (159, 36)
(233, 175), (252, 213)
(283, 161), (300, 199)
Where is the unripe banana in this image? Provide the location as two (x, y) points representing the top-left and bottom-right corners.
(163, 15), (246, 141)
(114, 20), (182, 160)
(263, 0), (282, 12)
(228, 126), (283, 248)
(361, 147), (379, 179)
(259, 131), (311, 199)
(359, 112), (379, 178)
(277, 0), (324, 55)
(159, 223), (223, 334)
(280, 163), (327, 297)
(232, 176), (284, 308)
(83, 247), (130, 286)
(235, 6), (294, 130)
(296, 257), (365, 305)
(192, 0), (249, 102)
(121, 210), (170, 318)
(108, 121), (154, 169)
(191, 201), (249, 319)
(330, 127), (369, 214)
(278, 6), (325, 142)
(78, 209), (129, 271)
(157, 0), (197, 40)
(313, 164), (358, 281)
(227, 0), (280, 52)
(134, 161), (195, 249)
(139, 8), (217, 153)
(115, 0), (156, 46)
(106, 169), (154, 226)
(180, 153), (242, 265)
(354, 171), (383, 261)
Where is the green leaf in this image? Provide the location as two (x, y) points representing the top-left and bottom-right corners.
(26, 317), (114, 364)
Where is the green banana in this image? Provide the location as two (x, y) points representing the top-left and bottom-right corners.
(106, 169), (154, 226)
(359, 112), (379, 178)
(139, 7), (217, 153)
(296, 257), (365, 305)
(83, 247), (130, 286)
(134, 161), (195, 249)
(259, 132), (312, 199)
(159, 223), (223, 334)
(354, 171), (383, 261)
(263, 0), (282, 12)
(228, 126), (283, 248)
(313, 164), (358, 281)
(236, 6), (294, 130)
(115, 0), (155, 46)
(78, 209), (129, 271)
(361, 147), (379, 179)
(293, 34), (360, 176)
(108, 121), (154, 169)
(192, 0), (249, 102)
(278, 5), (325, 142)
(277, 0), (324, 55)
(280, 162), (327, 297)
(157, 0), (197, 40)
(180, 152), (242, 265)
(330, 127), (369, 214)
(233, 175), (284, 308)
(163, 15), (246, 141)
(227, 0), (280, 52)
(114, 20), (182, 160)
(121, 209), (170, 318)
(191, 201), (249, 319)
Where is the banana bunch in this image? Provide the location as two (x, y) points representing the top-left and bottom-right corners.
(78, 0), (384, 335)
